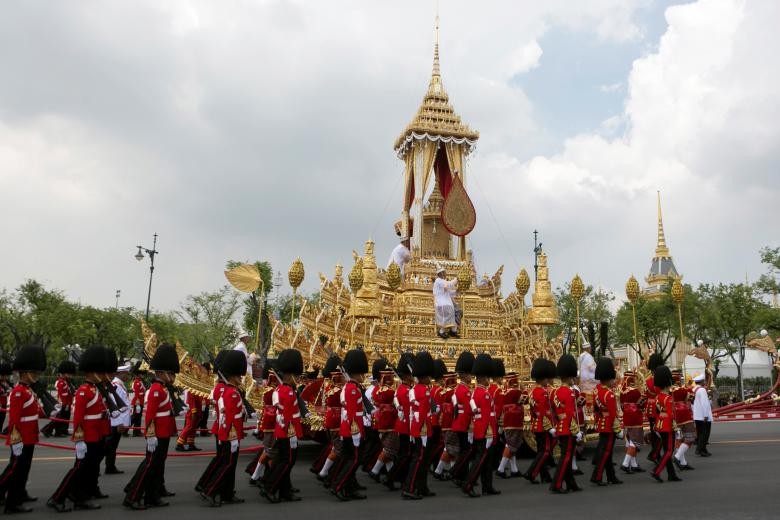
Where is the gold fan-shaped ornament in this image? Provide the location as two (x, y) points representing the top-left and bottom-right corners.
(224, 263), (261, 293)
(570, 274), (585, 301)
(457, 265), (472, 292)
(289, 258), (305, 289)
(625, 275), (640, 304)
(386, 262), (402, 291)
(515, 268), (530, 298)
(671, 278), (684, 305)
(348, 261), (364, 293)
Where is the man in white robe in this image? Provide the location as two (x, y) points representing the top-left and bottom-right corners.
(387, 236), (412, 276)
(233, 329), (254, 376)
(578, 343), (597, 393)
(433, 267), (459, 339)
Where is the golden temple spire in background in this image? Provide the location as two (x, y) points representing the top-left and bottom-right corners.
(655, 190), (670, 258)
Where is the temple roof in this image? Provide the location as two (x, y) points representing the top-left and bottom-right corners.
(394, 25), (479, 153)
(644, 191), (681, 294)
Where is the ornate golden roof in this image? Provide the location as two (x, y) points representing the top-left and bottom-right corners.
(394, 29), (479, 153)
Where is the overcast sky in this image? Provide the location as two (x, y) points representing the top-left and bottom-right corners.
(1, 0), (778, 314)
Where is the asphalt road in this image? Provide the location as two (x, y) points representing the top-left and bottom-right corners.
(6, 420), (780, 519)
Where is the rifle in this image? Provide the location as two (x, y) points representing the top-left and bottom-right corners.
(137, 343), (184, 416)
(30, 380), (58, 417)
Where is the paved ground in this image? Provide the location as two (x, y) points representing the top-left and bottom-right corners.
(6, 420), (780, 519)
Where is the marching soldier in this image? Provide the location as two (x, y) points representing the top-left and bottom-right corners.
(402, 351), (435, 500)
(130, 363), (146, 437)
(426, 359), (447, 471)
(619, 370), (646, 473)
(200, 350), (247, 506)
(328, 349), (369, 501)
(312, 355), (343, 481)
(248, 362), (278, 485)
(176, 385), (205, 452)
(262, 349), (305, 503)
(0, 345), (46, 514)
(523, 358), (556, 484)
(496, 371), (526, 478)
(549, 354), (582, 494)
(48, 346), (111, 512)
(431, 366), (457, 479)
(590, 357), (623, 486)
(41, 360), (76, 438)
(448, 351), (475, 486)
(361, 358), (387, 472)
(671, 370), (696, 471)
(650, 366), (681, 483)
(104, 363), (132, 475)
(383, 353), (415, 491)
(462, 353), (501, 498)
(366, 369), (397, 482)
(644, 353), (665, 464)
(196, 350), (229, 493)
(123, 343), (180, 509)
(488, 359), (505, 472)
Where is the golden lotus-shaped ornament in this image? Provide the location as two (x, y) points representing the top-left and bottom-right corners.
(289, 258), (305, 289)
(570, 274), (585, 301)
(348, 261), (364, 293)
(625, 275), (640, 304)
(386, 261), (402, 291)
(671, 278), (684, 305)
(515, 268), (530, 297)
(224, 263), (261, 293)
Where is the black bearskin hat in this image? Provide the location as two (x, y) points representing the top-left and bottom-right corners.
(104, 348), (119, 373)
(396, 352), (415, 376)
(277, 349), (304, 376)
(150, 343), (180, 373)
(220, 350), (247, 377)
(79, 346), (106, 373)
(343, 349), (369, 375)
(556, 354), (578, 379)
(414, 351), (435, 378)
(471, 353), (493, 377)
(214, 350), (228, 373)
(530, 358), (547, 381)
(324, 355), (343, 377)
(57, 360), (77, 375)
(455, 351), (475, 374)
(654, 365), (673, 389)
(595, 357), (616, 381)
(0, 363), (13, 376)
(433, 359), (448, 380)
(492, 358), (506, 378)
(372, 358), (388, 381)
(544, 359), (558, 380)
(647, 353), (665, 371)
(13, 346), (46, 372)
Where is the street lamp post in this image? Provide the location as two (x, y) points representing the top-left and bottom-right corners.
(115, 289), (121, 309)
(134, 233), (159, 321)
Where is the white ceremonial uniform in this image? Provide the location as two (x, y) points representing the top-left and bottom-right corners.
(692, 385), (713, 421)
(387, 243), (412, 275)
(110, 377), (132, 428)
(433, 277), (458, 331)
(578, 351), (597, 393)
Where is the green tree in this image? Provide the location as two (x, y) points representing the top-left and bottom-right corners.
(756, 246), (780, 296)
(174, 286), (241, 360)
(225, 260), (273, 353)
(551, 283), (616, 354)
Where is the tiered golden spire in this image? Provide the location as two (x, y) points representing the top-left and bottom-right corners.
(393, 16), (479, 151)
(655, 190), (670, 258)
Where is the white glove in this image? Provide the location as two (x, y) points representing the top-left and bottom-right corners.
(250, 412), (258, 420)
(146, 437), (158, 453)
(351, 433), (361, 447)
(178, 409), (187, 417)
(11, 443), (23, 457)
(289, 436), (298, 449)
(548, 428), (557, 437)
(230, 439), (239, 453)
(675, 430), (682, 440)
(110, 410), (120, 419)
(486, 437), (493, 449)
(135, 405), (142, 414)
(397, 410), (405, 422)
(467, 432), (474, 443)
(575, 431), (583, 442)
(616, 431), (625, 440)
(420, 435), (428, 447)
(75, 441), (87, 459)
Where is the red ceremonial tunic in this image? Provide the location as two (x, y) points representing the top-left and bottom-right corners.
(429, 384), (442, 428)
(488, 383), (504, 427)
(209, 381), (226, 435)
(393, 383), (411, 435)
(409, 383), (432, 438)
(6, 383), (40, 445)
(502, 387), (525, 430)
(471, 385), (497, 441)
(55, 377), (74, 407)
(551, 385), (579, 436)
(186, 391), (203, 415)
(71, 382), (110, 443)
(671, 386), (693, 425)
(272, 383), (301, 440)
(261, 383), (277, 433)
(529, 385), (554, 433)
(144, 381), (177, 439)
(644, 376), (660, 420)
(654, 392), (675, 432)
(339, 380), (365, 438)
(218, 384), (245, 441)
(323, 380), (343, 431)
(131, 377), (146, 408)
(451, 382), (473, 433)
(371, 382), (396, 432)
(438, 386), (456, 431)
(594, 384), (620, 433)
(620, 384), (644, 428)
(573, 386), (586, 428)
